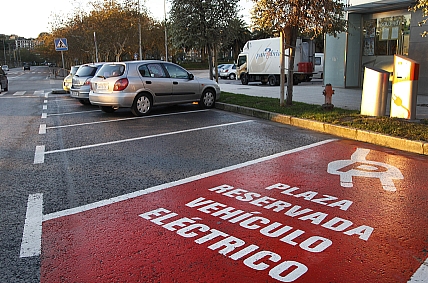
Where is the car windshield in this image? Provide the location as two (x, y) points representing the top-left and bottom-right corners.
(75, 65), (98, 77)
(70, 66), (80, 75)
(96, 64), (125, 78)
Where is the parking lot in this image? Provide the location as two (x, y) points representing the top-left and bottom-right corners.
(0, 70), (427, 282)
(12, 91), (424, 282)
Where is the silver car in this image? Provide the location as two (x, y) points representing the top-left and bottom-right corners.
(63, 65), (80, 93)
(89, 60), (221, 116)
(70, 63), (104, 104)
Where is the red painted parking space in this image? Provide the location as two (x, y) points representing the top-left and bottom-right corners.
(41, 140), (428, 282)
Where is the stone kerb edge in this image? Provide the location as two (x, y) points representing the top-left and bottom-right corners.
(215, 103), (427, 155)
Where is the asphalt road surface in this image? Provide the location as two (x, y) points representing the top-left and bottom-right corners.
(0, 66), (427, 282)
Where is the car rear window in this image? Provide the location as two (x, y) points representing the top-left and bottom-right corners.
(97, 64), (125, 78)
(75, 65), (98, 77)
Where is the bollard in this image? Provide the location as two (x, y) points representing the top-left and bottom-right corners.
(322, 83), (335, 110)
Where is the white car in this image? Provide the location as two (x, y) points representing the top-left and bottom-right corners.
(2, 65), (9, 71)
(219, 64), (237, 80)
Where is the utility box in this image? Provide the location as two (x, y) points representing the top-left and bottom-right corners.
(360, 66), (389, 117)
(390, 55), (419, 120)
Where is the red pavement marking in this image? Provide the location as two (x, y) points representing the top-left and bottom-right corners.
(41, 140), (428, 282)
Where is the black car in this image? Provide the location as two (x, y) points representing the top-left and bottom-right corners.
(0, 67), (9, 93)
(23, 64), (30, 70)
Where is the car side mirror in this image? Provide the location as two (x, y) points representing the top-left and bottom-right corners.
(188, 73), (194, 80)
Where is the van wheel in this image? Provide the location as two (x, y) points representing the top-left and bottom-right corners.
(241, 74), (248, 85)
(131, 93), (152, 116)
(268, 76), (277, 86)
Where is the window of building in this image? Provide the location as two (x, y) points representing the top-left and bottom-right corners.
(363, 14), (410, 56)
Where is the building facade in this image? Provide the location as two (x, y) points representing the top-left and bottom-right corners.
(324, 0), (428, 94)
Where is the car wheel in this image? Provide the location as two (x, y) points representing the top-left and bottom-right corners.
(131, 93), (152, 116)
(199, 89), (216, 109)
(100, 106), (117, 113)
(229, 73), (236, 80)
(78, 99), (91, 105)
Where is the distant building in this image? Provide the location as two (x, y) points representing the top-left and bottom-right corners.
(15, 38), (42, 50)
(324, 0), (428, 94)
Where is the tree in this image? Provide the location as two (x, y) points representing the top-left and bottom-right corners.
(412, 0), (428, 37)
(37, 0), (165, 67)
(169, 0), (239, 80)
(252, 0), (346, 106)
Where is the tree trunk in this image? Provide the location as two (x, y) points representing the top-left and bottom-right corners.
(285, 26), (298, 106)
(280, 31), (286, 107)
(207, 44), (214, 81)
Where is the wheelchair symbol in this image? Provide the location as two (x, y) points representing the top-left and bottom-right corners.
(327, 148), (403, 192)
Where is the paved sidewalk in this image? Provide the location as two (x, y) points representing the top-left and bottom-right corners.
(191, 69), (428, 120)
(191, 70), (428, 155)
(218, 80), (428, 120)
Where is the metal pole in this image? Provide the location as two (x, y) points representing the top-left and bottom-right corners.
(164, 0), (168, 61)
(94, 31), (99, 63)
(3, 39), (6, 65)
(138, 0), (142, 60)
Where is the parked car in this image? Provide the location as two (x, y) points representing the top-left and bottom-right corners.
(63, 65), (81, 93)
(219, 64), (237, 80)
(23, 63), (30, 70)
(89, 60), (220, 116)
(0, 67), (8, 93)
(2, 65), (9, 71)
(70, 63), (105, 105)
(213, 64), (225, 76)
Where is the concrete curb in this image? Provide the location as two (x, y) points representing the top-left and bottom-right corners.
(216, 102), (428, 156)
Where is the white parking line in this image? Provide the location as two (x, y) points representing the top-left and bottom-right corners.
(39, 124), (46, 134)
(22, 139), (336, 258)
(13, 91), (26, 96)
(47, 109), (208, 130)
(20, 193), (43, 258)
(34, 145), (45, 164)
(34, 120), (254, 164)
(47, 110), (102, 117)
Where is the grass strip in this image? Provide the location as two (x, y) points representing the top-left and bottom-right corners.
(218, 92), (428, 142)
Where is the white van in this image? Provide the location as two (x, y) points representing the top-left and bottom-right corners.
(313, 53), (324, 79)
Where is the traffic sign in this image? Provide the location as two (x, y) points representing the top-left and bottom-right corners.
(54, 38), (68, 51)
(22, 140), (428, 282)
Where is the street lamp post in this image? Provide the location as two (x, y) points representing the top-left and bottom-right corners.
(138, 0), (142, 60)
(94, 31), (99, 63)
(164, 0), (168, 61)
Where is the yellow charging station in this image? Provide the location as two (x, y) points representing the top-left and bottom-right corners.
(390, 55), (419, 120)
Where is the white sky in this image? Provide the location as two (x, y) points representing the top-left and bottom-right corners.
(2, 0), (254, 39)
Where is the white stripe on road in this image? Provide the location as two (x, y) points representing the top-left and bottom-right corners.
(39, 124), (46, 134)
(47, 109), (208, 129)
(34, 120), (254, 164)
(20, 193), (43, 258)
(20, 139), (336, 258)
(408, 259), (428, 282)
(42, 140), (337, 221)
(34, 145), (45, 164)
(13, 91), (26, 96)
